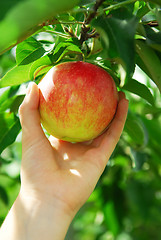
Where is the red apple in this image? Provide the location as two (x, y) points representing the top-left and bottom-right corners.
(38, 61), (118, 142)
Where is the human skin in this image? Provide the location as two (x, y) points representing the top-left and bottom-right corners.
(0, 82), (129, 240)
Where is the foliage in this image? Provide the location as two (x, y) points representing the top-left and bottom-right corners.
(0, 0), (161, 239)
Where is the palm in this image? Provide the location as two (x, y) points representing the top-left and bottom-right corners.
(21, 134), (104, 214)
(19, 83), (128, 215)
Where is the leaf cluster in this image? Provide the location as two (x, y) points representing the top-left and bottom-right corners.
(0, 0), (161, 238)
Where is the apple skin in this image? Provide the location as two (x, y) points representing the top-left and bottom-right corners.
(38, 61), (118, 142)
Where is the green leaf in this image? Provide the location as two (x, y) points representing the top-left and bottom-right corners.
(124, 112), (147, 147)
(144, 25), (161, 52)
(92, 14), (138, 81)
(122, 78), (155, 105)
(0, 55), (52, 87)
(28, 54), (53, 79)
(79, 0), (95, 5)
(135, 54), (153, 81)
(0, 64), (32, 87)
(136, 5), (150, 19)
(103, 201), (120, 236)
(10, 95), (24, 113)
(0, 185), (9, 205)
(56, 13), (75, 22)
(0, 0), (79, 54)
(0, 95), (24, 113)
(0, 156), (12, 165)
(148, 0), (161, 5)
(0, 86), (20, 105)
(0, 112), (21, 154)
(131, 149), (148, 170)
(135, 39), (161, 93)
(52, 40), (82, 63)
(52, 42), (71, 62)
(141, 117), (161, 145)
(0, 0), (21, 21)
(156, 9), (161, 31)
(57, 44), (82, 62)
(143, 104), (161, 117)
(33, 66), (53, 81)
(16, 37), (45, 65)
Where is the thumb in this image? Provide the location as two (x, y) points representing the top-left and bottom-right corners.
(19, 82), (46, 147)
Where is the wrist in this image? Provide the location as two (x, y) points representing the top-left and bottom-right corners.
(18, 190), (74, 240)
(1, 190), (74, 240)
(19, 186), (76, 220)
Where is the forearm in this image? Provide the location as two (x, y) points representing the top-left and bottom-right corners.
(0, 192), (73, 240)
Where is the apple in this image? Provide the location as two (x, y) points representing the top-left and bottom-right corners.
(38, 61), (118, 142)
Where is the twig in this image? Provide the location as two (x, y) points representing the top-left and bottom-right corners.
(85, 0), (105, 25)
(80, 0), (105, 45)
(103, 0), (136, 12)
(45, 30), (69, 38)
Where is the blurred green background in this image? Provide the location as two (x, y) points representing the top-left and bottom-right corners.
(0, 48), (161, 239)
(0, 0), (161, 239)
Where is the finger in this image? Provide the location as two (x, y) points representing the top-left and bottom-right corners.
(91, 91), (126, 148)
(118, 91), (126, 101)
(98, 92), (129, 161)
(19, 82), (47, 146)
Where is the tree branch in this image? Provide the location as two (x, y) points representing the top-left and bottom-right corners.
(85, 0), (105, 25)
(80, 0), (105, 45)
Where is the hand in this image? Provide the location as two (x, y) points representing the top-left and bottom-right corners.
(0, 82), (128, 240)
(19, 82), (129, 217)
